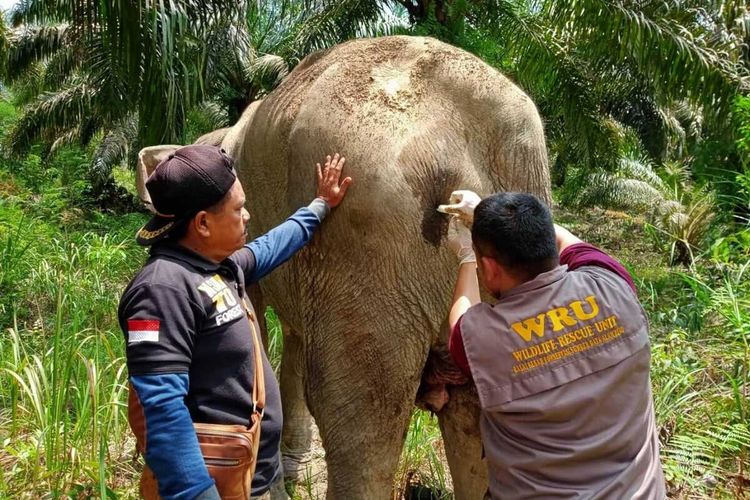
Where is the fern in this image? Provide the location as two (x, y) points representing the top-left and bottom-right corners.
(663, 423), (750, 491)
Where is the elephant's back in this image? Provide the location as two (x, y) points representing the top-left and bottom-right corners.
(244, 35), (548, 226)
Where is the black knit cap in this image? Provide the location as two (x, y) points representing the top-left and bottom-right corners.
(136, 144), (237, 246)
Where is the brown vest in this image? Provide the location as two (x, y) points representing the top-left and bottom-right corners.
(461, 265), (666, 499)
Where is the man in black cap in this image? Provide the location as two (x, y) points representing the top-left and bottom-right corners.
(119, 145), (351, 499)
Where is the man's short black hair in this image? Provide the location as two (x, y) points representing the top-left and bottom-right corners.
(472, 192), (558, 280)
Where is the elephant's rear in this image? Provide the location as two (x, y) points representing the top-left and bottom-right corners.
(239, 36), (549, 498)
(243, 36), (549, 329)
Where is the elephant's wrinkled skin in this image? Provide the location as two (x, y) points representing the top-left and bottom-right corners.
(142, 36), (550, 499)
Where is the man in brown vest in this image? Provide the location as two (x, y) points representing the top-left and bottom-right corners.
(441, 191), (666, 499)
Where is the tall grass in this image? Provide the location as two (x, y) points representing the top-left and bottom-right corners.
(397, 410), (451, 499)
(0, 197), (145, 498)
(265, 307), (284, 374)
(3, 203), (749, 497)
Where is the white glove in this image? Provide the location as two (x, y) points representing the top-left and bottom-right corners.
(437, 190), (482, 223)
(447, 217), (476, 265)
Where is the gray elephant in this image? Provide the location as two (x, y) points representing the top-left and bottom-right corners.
(137, 35), (550, 499)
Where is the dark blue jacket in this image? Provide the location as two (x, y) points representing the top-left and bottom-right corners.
(119, 201), (327, 499)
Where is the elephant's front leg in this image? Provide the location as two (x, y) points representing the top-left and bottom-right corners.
(304, 326), (423, 499)
(279, 323), (314, 481)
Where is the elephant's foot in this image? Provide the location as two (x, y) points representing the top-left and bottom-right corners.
(280, 408), (314, 481)
(304, 342), (418, 498)
(281, 448), (314, 481)
(282, 421), (327, 498)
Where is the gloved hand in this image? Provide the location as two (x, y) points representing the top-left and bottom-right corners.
(447, 217), (476, 265)
(437, 190), (482, 223)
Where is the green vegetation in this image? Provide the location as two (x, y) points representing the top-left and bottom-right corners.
(1, 0), (749, 498)
(555, 206), (750, 498)
(2, 92), (749, 500)
(3, 1), (747, 204)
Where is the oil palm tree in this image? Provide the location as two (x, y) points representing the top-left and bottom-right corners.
(475, 1), (746, 170)
(3, 0), (748, 198)
(7, 0), (246, 145)
(3, 0), (403, 196)
(2, 1), (243, 198)
(239, 0), (749, 173)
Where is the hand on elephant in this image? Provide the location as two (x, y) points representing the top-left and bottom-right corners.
(447, 217), (476, 265)
(437, 190), (482, 223)
(315, 153), (352, 208)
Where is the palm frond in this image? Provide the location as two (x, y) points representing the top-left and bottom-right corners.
(10, 0), (73, 27)
(138, 2), (247, 145)
(286, 0), (394, 57)
(6, 79), (96, 154)
(205, 0), (406, 122)
(195, 101), (230, 130)
(11, 0), (247, 146)
(578, 173), (666, 212)
(660, 188), (717, 266)
(0, 13), (8, 71)
(89, 115), (137, 186)
(48, 125), (80, 155)
(657, 106), (687, 158)
(564, 149), (717, 265)
(204, 17), (254, 95)
(6, 24), (69, 82)
(41, 45), (79, 89)
(661, 161), (693, 192)
(547, 1), (748, 118)
(473, 1), (614, 169)
(567, 150), (670, 210)
(246, 0), (307, 55)
(7, 61), (45, 105)
(245, 54), (290, 93)
(619, 154), (668, 193)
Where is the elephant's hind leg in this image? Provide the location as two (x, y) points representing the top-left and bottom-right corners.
(304, 328), (422, 499)
(313, 392), (413, 499)
(437, 385), (488, 499)
(419, 344), (487, 498)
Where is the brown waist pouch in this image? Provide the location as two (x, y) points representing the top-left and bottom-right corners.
(140, 417), (262, 500)
(136, 302), (266, 499)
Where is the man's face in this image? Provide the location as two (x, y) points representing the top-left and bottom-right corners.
(206, 179), (249, 260)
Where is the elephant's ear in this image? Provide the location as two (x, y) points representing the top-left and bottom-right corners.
(136, 145), (182, 212)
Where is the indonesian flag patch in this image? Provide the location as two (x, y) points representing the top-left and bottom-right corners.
(128, 319), (160, 344)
